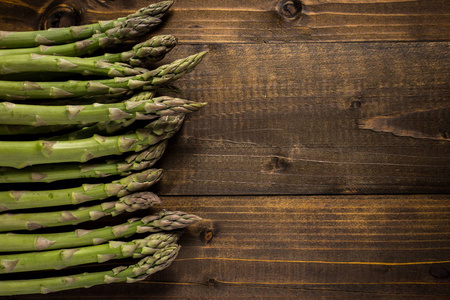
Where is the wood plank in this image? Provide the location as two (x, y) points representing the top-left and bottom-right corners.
(0, 0), (449, 42)
(12, 194), (449, 299)
(157, 0), (450, 43)
(151, 42), (450, 195)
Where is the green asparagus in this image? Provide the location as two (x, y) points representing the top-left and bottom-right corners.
(0, 210), (200, 252)
(0, 232), (179, 274)
(0, 53), (144, 78)
(0, 16), (161, 57)
(0, 190), (162, 231)
(0, 2), (206, 294)
(0, 52), (207, 101)
(0, 96), (205, 126)
(0, 1), (173, 48)
(0, 170), (163, 212)
(0, 141), (167, 184)
(50, 91), (157, 140)
(0, 244), (180, 295)
(0, 115), (184, 168)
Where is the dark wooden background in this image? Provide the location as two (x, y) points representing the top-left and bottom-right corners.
(0, 0), (449, 298)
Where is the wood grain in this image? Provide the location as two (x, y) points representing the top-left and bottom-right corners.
(359, 108), (450, 141)
(156, 0), (450, 43)
(10, 195), (449, 299)
(0, 0), (449, 42)
(152, 42), (450, 195)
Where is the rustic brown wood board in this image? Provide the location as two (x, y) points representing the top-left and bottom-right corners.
(0, 0), (449, 298)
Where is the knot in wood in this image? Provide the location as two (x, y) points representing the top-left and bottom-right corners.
(277, 0), (302, 20)
(269, 155), (289, 172)
(40, 4), (80, 30)
(350, 100), (362, 110)
(204, 230), (214, 243)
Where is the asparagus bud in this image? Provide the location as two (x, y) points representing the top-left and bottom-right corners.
(93, 35), (178, 65)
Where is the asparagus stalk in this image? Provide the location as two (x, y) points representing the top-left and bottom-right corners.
(0, 115), (184, 168)
(0, 232), (180, 274)
(0, 210), (200, 252)
(0, 16), (161, 57)
(0, 1), (173, 48)
(0, 52), (207, 101)
(0, 170), (163, 212)
(0, 93), (155, 134)
(0, 140), (167, 184)
(0, 54), (145, 78)
(50, 91), (158, 140)
(0, 244), (180, 295)
(0, 191), (162, 231)
(0, 96), (205, 126)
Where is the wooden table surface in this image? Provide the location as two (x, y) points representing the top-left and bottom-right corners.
(0, 0), (449, 299)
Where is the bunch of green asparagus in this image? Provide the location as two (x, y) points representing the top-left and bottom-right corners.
(0, 1), (205, 295)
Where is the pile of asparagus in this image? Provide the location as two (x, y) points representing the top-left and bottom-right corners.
(0, 1), (205, 295)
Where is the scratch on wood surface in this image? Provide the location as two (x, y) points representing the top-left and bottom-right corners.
(358, 108), (450, 141)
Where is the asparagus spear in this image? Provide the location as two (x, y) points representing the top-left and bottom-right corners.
(0, 96), (205, 126)
(0, 1), (173, 48)
(0, 232), (180, 274)
(0, 36), (177, 82)
(0, 190), (162, 231)
(0, 53), (145, 78)
(0, 140), (167, 184)
(0, 52), (207, 101)
(0, 170), (163, 212)
(50, 91), (158, 140)
(0, 115), (184, 168)
(0, 210), (200, 252)
(0, 244), (180, 295)
(33, 91), (156, 141)
(0, 16), (161, 57)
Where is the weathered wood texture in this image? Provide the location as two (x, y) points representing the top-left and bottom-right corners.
(0, 0), (449, 42)
(0, 0), (449, 299)
(7, 195), (450, 299)
(153, 42), (450, 195)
